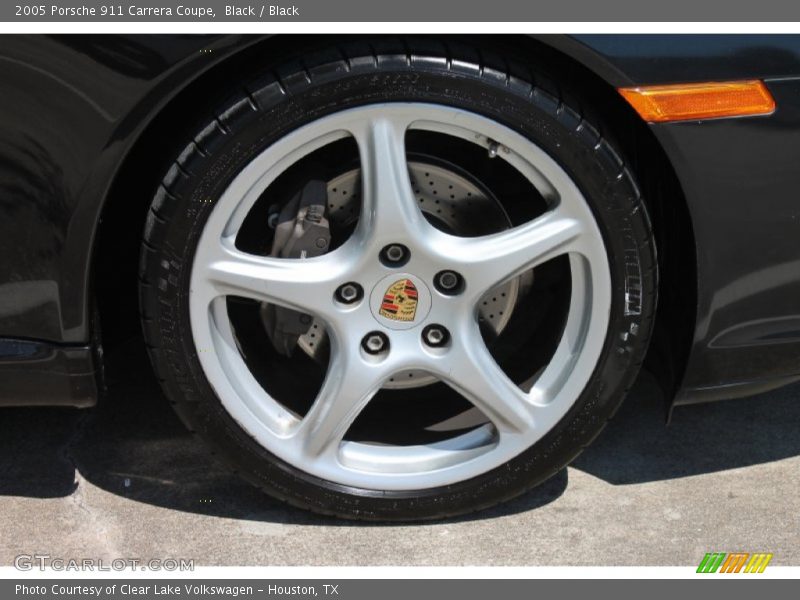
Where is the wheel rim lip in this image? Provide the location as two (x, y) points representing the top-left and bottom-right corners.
(189, 103), (612, 491)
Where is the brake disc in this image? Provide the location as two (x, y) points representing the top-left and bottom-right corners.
(297, 159), (530, 389)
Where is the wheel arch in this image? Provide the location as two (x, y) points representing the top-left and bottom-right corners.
(93, 34), (697, 408)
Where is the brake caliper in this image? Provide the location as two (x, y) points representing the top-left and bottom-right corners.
(261, 180), (330, 356)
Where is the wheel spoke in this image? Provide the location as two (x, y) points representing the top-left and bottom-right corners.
(195, 239), (346, 315)
(351, 115), (427, 244)
(435, 206), (584, 299)
(431, 324), (534, 434)
(293, 345), (386, 458)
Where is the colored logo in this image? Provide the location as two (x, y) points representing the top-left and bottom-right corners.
(379, 279), (419, 321)
(697, 552), (773, 573)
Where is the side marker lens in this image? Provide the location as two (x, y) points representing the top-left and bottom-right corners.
(619, 80), (775, 123)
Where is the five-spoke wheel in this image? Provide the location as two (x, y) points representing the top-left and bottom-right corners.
(189, 105), (611, 490)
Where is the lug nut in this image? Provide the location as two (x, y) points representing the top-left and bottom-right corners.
(380, 244), (410, 267)
(434, 270), (463, 295)
(422, 324), (450, 348)
(335, 282), (363, 304)
(362, 331), (389, 355)
(385, 245), (405, 262)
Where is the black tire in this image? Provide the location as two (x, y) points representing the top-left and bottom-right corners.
(139, 39), (657, 521)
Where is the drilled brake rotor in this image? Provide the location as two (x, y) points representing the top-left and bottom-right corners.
(295, 159), (529, 390)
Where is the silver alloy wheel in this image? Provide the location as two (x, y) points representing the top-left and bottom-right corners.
(189, 103), (612, 491)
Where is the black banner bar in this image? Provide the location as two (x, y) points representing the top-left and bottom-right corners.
(2, 579), (795, 600)
(5, 0), (800, 22)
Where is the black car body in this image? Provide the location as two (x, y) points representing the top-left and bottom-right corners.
(2, 34), (800, 413)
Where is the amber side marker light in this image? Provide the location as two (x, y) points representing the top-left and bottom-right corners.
(618, 80), (776, 123)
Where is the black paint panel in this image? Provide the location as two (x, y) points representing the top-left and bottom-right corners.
(0, 338), (96, 407)
(652, 78), (800, 401)
(569, 34), (800, 85)
(0, 34), (243, 342)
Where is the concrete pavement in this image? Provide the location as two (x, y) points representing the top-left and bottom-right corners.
(1, 340), (798, 566)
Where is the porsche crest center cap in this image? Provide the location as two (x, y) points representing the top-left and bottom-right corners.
(370, 273), (431, 330)
(380, 279), (419, 321)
